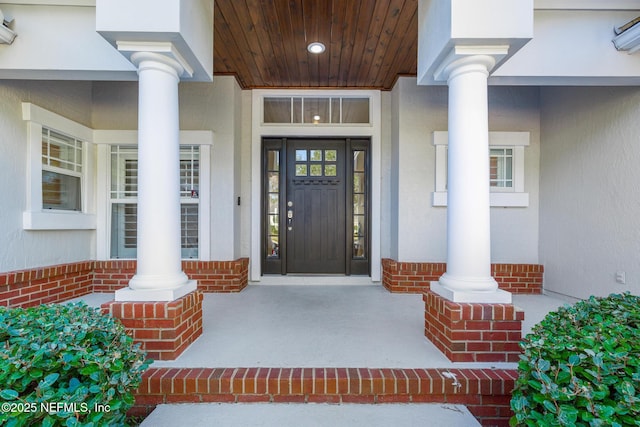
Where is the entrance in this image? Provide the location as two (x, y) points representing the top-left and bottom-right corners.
(262, 138), (370, 276)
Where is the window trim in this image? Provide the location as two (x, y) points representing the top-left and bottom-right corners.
(432, 131), (530, 207)
(22, 103), (96, 230)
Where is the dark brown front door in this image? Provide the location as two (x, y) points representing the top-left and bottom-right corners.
(286, 140), (346, 273)
(262, 137), (370, 276)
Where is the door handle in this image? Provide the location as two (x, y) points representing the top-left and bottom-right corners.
(287, 201), (293, 230)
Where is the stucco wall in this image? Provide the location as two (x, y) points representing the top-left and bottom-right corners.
(91, 75), (241, 260)
(539, 86), (640, 299)
(390, 77), (540, 263)
(0, 80), (95, 272)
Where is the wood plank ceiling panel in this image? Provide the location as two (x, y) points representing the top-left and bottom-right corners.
(213, 0), (418, 90)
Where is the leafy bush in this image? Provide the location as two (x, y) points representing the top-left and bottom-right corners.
(510, 292), (640, 427)
(0, 302), (151, 427)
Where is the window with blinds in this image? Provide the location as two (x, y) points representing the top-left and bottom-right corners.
(41, 128), (83, 211)
(110, 145), (200, 259)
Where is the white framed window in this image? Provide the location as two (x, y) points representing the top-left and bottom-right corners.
(94, 130), (212, 261)
(109, 145), (201, 259)
(22, 103), (96, 230)
(41, 128), (83, 211)
(432, 131), (530, 207)
(489, 147), (513, 190)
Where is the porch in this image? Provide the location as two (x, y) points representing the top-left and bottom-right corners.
(71, 282), (566, 426)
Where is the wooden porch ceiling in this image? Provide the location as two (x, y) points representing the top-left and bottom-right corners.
(213, 0), (418, 90)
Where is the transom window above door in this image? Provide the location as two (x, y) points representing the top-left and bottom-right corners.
(263, 96), (370, 124)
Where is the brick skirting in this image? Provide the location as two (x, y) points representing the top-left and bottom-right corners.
(0, 262), (94, 308)
(382, 258), (543, 294)
(101, 291), (204, 361)
(0, 258), (249, 308)
(183, 259), (249, 293)
(424, 290), (524, 363)
(131, 367), (517, 426)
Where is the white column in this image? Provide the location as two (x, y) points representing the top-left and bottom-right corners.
(431, 55), (511, 303)
(115, 52), (196, 302)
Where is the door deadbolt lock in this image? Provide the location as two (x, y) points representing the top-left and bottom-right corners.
(287, 201), (293, 207)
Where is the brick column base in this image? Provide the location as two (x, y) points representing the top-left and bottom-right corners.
(424, 290), (523, 363)
(101, 290), (203, 361)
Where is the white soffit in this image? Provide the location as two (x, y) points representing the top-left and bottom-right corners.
(0, 1), (95, 5)
(535, 0), (640, 10)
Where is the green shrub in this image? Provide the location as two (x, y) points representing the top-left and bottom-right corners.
(510, 292), (640, 427)
(0, 302), (151, 427)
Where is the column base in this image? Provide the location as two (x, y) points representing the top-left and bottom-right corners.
(115, 280), (197, 302)
(101, 290), (203, 361)
(431, 280), (512, 303)
(424, 289), (523, 363)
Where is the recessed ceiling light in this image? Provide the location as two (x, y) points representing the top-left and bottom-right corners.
(307, 42), (325, 54)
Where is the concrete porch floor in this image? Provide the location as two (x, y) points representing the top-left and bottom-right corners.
(73, 283), (566, 369)
(70, 283), (567, 426)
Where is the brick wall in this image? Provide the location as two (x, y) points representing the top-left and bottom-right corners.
(183, 259), (249, 293)
(0, 258), (250, 308)
(93, 260), (136, 292)
(101, 291), (204, 361)
(0, 261), (94, 307)
(382, 259), (543, 294)
(131, 367), (516, 426)
(424, 290), (524, 363)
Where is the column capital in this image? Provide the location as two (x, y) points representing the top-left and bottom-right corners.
(433, 45), (510, 82)
(117, 41), (194, 78)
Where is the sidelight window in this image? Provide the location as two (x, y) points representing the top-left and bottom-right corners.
(353, 150), (367, 258)
(265, 150), (280, 259)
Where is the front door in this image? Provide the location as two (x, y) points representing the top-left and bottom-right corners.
(286, 140), (346, 273)
(262, 138), (370, 276)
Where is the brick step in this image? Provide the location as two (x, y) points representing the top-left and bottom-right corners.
(132, 367), (517, 426)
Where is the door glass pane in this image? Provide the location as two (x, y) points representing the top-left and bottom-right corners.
(324, 165), (337, 177)
(295, 150), (307, 161)
(267, 216), (279, 258)
(268, 194), (279, 214)
(267, 151), (280, 171)
(310, 164), (322, 176)
(354, 151), (365, 172)
(325, 150), (337, 162)
(353, 215), (365, 258)
(353, 194), (365, 215)
(310, 150), (322, 161)
(354, 172), (365, 193)
(268, 172), (279, 192)
(353, 236), (365, 258)
(296, 164), (308, 176)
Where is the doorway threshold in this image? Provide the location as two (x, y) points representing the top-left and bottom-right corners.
(256, 275), (376, 286)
